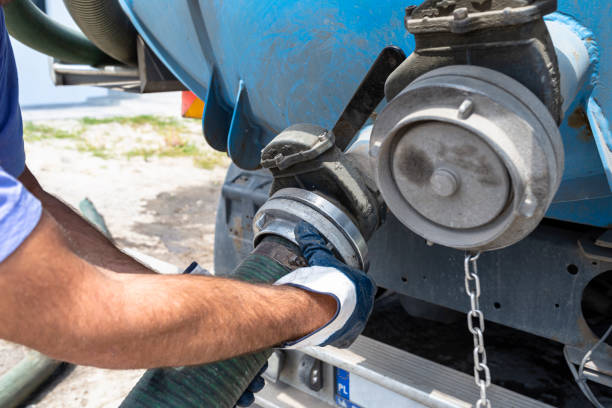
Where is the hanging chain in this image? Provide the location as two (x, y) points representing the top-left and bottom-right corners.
(464, 252), (492, 408)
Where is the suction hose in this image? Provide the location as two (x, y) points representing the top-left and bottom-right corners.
(3, 0), (117, 66)
(0, 352), (61, 408)
(62, 0), (137, 66)
(120, 236), (304, 408)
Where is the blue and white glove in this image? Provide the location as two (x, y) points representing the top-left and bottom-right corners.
(235, 362), (267, 407)
(275, 221), (376, 349)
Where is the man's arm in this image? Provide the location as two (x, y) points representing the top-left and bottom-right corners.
(18, 166), (152, 274)
(0, 210), (336, 369)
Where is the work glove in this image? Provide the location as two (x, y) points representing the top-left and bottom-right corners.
(235, 362), (267, 407)
(274, 221), (376, 349)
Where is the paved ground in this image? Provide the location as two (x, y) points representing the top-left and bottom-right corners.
(0, 94), (230, 407)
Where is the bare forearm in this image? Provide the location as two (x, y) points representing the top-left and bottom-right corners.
(19, 167), (152, 274)
(0, 212), (335, 369)
(59, 272), (334, 369)
(38, 190), (151, 274)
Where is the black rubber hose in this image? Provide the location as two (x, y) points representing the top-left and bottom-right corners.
(120, 236), (307, 408)
(4, 0), (117, 66)
(62, 0), (137, 66)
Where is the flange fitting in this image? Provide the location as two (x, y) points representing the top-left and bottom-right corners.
(253, 188), (368, 271)
(371, 65), (564, 251)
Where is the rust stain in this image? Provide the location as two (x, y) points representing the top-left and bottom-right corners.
(567, 107), (594, 142)
(568, 107), (588, 129)
(231, 216), (244, 252)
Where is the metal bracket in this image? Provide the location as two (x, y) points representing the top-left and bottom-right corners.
(298, 355), (323, 392)
(261, 130), (335, 171)
(406, 0), (557, 34)
(332, 46), (406, 151)
(386, 0), (562, 123)
(578, 231), (612, 263)
(136, 36), (186, 93)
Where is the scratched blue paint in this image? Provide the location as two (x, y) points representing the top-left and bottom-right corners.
(586, 98), (612, 190)
(119, 0), (414, 140)
(226, 80), (264, 170)
(119, 0), (610, 227)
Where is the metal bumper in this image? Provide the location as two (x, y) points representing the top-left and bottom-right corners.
(256, 336), (553, 408)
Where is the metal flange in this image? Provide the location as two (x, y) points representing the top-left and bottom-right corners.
(371, 65), (564, 251)
(253, 188), (368, 270)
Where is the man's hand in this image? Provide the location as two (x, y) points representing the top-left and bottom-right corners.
(274, 221), (377, 349)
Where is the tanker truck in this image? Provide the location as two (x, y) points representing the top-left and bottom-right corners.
(5, 1), (612, 407)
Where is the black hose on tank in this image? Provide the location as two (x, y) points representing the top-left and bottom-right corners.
(120, 236), (307, 408)
(62, 0), (137, 65)
(4, 0), (117, 66)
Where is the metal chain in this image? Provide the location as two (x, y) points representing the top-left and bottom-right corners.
(464, 252), (492, 408)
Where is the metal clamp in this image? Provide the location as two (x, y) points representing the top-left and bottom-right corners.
(261, 129), (335, 171)
(406, 0), (557, 34)
(253, 188), (368, 271)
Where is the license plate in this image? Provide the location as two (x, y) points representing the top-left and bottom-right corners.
(335, 368), (428, 408)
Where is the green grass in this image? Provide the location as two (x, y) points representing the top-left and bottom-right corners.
(125, 141), (228, 169)
(80, 115), (186, 134)
(24, 116), (228, 169)
(125, 147), (157, 160)
(77, 142), (111, 159)
(23, 122), (80, 142)
(159, 143), (200, 157)
(193, 153), (229, 170)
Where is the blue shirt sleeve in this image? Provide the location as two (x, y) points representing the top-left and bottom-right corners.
(0, 9), (38, 263)
(0, 7), (26, 179)
(0, 166), (42, 263)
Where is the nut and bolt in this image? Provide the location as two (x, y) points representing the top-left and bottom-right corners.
(453, 7), (469, 20)
(254, 214), (268, 230)
(436, 0), (456, 9)
(519, 193), (538, 218)
(458, 99), (475, 119)
(405, 5), (417, 17)
(430, 168), (460, 197)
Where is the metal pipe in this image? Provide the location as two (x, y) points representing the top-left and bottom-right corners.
(545, 14), (596, 116)
(345, 124), (376, 188)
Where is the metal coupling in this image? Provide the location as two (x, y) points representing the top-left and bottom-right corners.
(253, 188), (369, 271)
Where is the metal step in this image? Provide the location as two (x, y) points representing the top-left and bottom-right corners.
(257, 335), (554, 408)
(255, 382), (335, 408)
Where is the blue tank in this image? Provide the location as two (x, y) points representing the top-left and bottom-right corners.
(119, 0), (612, 228)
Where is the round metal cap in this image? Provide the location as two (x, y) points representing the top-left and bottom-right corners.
(371, 65), (564, 251)
(391, 122), (510, 229)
